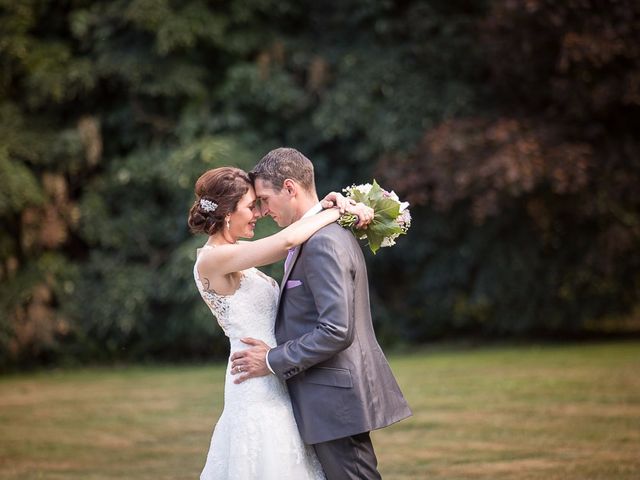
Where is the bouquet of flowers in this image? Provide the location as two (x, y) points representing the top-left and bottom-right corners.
(338, 180), (411, 254)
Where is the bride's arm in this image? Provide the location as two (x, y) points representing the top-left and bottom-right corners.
(198, 207), (342, 274)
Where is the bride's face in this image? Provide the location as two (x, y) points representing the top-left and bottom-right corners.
(229, 188), (261, 239)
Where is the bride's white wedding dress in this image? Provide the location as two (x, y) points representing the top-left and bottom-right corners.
(194, 245), (325, 480)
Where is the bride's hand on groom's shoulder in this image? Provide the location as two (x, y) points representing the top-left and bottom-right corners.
(321, 191), (351, 212)
(230, 338), (271, 384)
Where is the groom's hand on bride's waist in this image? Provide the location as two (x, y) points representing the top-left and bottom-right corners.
(230, 338), (271, 384)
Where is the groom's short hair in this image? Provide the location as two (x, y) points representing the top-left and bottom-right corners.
(249, 147), (316, 193)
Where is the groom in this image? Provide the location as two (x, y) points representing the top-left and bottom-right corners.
(230, 147), (412, 479)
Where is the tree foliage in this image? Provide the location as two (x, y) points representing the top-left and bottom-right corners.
(377, 0), (640, 338)
(1, 0), (638, 368)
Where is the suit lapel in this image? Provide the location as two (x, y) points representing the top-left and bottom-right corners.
(278, 244), (302, 306)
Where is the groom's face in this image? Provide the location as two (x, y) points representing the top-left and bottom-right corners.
(253, 178), (296, 227)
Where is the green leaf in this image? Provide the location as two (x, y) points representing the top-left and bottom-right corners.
(372, 196), (401, 221)
(0, 153), (44, 215)
(365, 228), (385, 254)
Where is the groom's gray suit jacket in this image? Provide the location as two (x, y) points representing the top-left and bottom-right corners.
(268, 222), (412, 445)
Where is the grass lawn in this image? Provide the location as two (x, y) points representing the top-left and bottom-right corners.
(1, 341), (639, 479)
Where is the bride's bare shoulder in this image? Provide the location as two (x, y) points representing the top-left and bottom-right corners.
(197, 245), (229, 270)
(196, 247), (244, 294)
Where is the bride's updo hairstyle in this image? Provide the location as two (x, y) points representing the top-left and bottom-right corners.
(188, 167), (252, 235)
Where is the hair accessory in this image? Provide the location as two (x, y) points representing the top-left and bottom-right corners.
(200, 198), (218, 213)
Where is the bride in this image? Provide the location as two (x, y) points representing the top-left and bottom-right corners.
(188, 166), (372, 480)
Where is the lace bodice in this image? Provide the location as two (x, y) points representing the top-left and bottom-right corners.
(193, 246), (280, 348)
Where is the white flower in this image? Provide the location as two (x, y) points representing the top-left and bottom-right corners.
(398, 209), (412, 232)
(344, 183), (373, 197)
(381, 236), (397, 247)
(358, 183), (373, 195)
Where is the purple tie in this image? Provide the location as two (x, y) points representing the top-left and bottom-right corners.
(284, 248), (296, 273)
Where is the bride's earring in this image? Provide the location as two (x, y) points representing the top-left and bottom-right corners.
(226, 217), (231, 230)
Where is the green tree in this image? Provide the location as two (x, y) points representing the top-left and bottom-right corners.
(3, 0), (636, 369)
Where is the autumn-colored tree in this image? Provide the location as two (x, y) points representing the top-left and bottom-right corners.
(377, 0), (640, 336)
